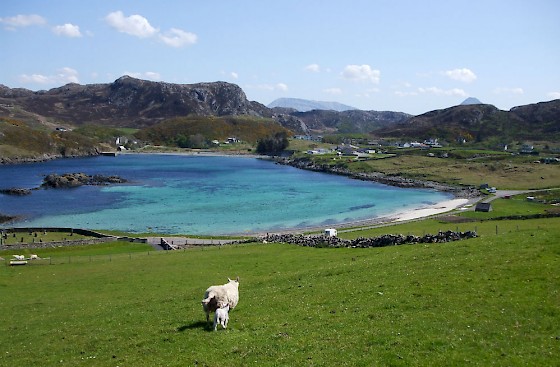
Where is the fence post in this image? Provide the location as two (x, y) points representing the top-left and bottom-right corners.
(496, 225), (498, 235)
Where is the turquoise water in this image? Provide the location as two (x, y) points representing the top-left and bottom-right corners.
(0, 154), (451, 235)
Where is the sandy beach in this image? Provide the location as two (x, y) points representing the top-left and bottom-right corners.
(390, 198), (471, 222)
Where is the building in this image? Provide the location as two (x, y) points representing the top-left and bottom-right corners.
(475, 203), (492, 212)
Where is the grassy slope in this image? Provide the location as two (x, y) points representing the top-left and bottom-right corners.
(1, 218), (559, 366)
(134, 116), (290, 146)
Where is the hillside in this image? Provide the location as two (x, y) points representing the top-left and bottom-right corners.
(0, 117), (99, 163)
(374, 100), (560, 143)
(0, 76), (272, 128)
(134, 116), (291, 147)
(268, 97), (357, 112)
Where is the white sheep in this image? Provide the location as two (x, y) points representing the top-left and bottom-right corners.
(213, 304), (230, 331)
(201, 277), (239, 323)
(13, 255), (25, 260)
(29, 254), (39, 260)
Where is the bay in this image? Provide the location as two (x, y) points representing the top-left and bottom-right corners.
(0, 154), (452, 235)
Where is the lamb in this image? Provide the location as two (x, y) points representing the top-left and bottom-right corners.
(202, 277), (239, 323)
(213, 304), (230, 331)
(13, 255), (25, 260)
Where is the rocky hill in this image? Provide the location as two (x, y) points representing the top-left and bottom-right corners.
(289, 109), (411, 134)
(0, 76), (272, 128)
(374, 100), (560, 142)
(268, 98), (357, 112)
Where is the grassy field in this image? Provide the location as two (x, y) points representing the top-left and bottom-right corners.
(1, 217), (559, 366)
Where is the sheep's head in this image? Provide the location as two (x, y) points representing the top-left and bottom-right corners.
(228, 276), (239, 288)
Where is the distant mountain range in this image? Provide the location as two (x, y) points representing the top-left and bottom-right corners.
(268, 98), (357, 112)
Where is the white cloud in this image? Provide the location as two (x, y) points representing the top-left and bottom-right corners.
(159, 28), (197, 47)
(52, 23), (82, 37)
(323, 88), (342, 95)
(547, 91), (560, 99)
(246, 83), (288, 92)
(104, 11), (197, 48)
(105, 11), (158, 38)
(19, 67), (79, 85)
(493, 87), (524, 95)
(443, 68), (477, 83)
(418, 87), (467, 97)
(124, 71), (161, 80)
(341, 64), (380, 84)
(305, 64), (321, 73)
(0, 14), (46, 29)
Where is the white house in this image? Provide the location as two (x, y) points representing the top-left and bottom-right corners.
(325, 228), (337, 237)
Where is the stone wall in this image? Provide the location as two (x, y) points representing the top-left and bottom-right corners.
(263, 230), (478, 248)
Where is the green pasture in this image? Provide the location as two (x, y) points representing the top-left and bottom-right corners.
(1, 217), (559, 366)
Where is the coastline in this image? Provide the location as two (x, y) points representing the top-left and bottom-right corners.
(1, 150), (481, 235)
(274, 156), (481, 199)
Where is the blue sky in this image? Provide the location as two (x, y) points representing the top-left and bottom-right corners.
(1, 0), (559, 115)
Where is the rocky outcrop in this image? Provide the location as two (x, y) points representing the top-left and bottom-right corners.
(41, 173), (127, 188)
(0, 188), (32, 195)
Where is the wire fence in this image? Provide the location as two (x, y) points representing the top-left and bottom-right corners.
(2, 242), (241, 267)
(1, 220), (552, 267)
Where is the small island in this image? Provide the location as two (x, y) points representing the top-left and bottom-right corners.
(41, 173), (128, 188)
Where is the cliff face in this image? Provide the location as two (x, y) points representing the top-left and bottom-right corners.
(0, 76), (272, 128)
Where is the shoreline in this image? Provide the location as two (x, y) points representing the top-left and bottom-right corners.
(239, 197), (475, 237)
(1, 150), (481, 236)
